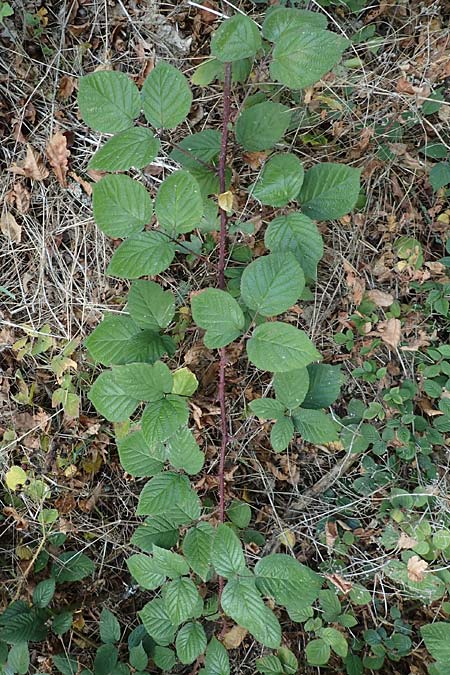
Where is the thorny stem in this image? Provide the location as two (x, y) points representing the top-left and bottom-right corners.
(217, 62), (232, 602)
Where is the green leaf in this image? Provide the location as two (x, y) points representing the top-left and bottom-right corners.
(191, 58), (224, 86)
(129, 643), (148, 671)
(183, 522), (214, 580)
(429, 162), (450, 192)
(142, 62), (192, 129)
(94, 643), (118, 675)
(305, 638), (330, 666)
(278, 647), (298, 674)
(255, 554), (322, 608)
(247, 322), (321, 373)
(176, 622), (207, 664)
(152, 545), (190, 578)
(51, 551), (95, 583)
(270, 29), (348, 89)
(78, 71), (140, 133)
(142, 395), (189, 445)
(302, 363), (344, 409)
(204, 637), (230, 675)
(221, 577), (281, 648)
(92, 174), (152, 238)
(321, 627), (348, 658)
(421, 623), (450, 662)
(240, 252), (304, 317)
(211, 523), (246, 578)
(107, 232), (175, 279)
(292, 408), (338, 443)
(139, 598), (176, 646)
(127, 280), (175, 331)
(52, 654), (79, 675)
(170, 129), (221, 170)
(32, 578), (55, 608)
(153, 646), (176, 671)
(164, 577), (201, 626)
(319, 589), (341, 621)
(0, 602), (47, 643)
(211, 14), (261, 62)
(131, 515), (178, 552)
(251, 154), (304, 206)
(88, 370), (139, 422)
(227, 500), (252, 529)
(256, 655), (283, 675)
(298, 163), (361, 220)
(113, 361), (173, 401)
(264, 212), (323, 279)
(126, 553), (166, 590)
(52, 612), (73, 636)
(136, 472), (194, 517)
(172, 368), (199, 396)
(273, 368), (309, 410)
(270, 416), (295, 452)
(191, 288), (245, 349)
(249, 398), (285, 420)
(7, 643), (29, 675)
(235, 102), (291, 152)
(156, 170), (203, 235)
(105, 449), (150, 493)
(262, 7), (327, 42)
(86, 318), (174, 370)
(88, 127), (160, 171)
(165, 427), (205, 475)
(99, 608), (121, 644)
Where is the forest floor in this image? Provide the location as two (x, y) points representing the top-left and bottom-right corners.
(1, 1), (450, 674)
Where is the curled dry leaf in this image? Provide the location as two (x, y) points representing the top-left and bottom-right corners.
(58, 75), (76, 99)
(10, 144), (49, 181)
(3, 507), (29, 530)
(222, 624), (248, 650)
(325, 573), (353, 594)
(366, 289), (394, 307)
(325, 520), (338, 550)
(407, 555), (428, 582)
(377, 317), (401, 349)
(397, 532), (418, 550)
(46, 132), (70, 187)
(0, 211), (22, 243)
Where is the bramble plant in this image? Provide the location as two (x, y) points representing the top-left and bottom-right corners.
(74, 7), (366, 672)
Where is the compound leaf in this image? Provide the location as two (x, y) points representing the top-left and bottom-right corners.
(117, 430), (165, 477)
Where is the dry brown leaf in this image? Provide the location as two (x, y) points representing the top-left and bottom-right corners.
(10, 144), (49, 181)
(13, 183), (31, 214)
(3, 506), (29, 530)
(343, 259), (365, 305)
(325, 521), (338, 550)
(46, 132), (70, 187)
(58, 75), (76, 99)
(1, 211), (22, 243)
(222, 625), (248, 650)
(398, 532), (418, 550)
(367, 289), (394, 307)
(325, 573), (353, 594)
(407, 555), (428, 582)
(377, 318), (401, 349)
(68, 171), (93, 196)
(417, 398), (444, 417)
(242, 151), (268, 169)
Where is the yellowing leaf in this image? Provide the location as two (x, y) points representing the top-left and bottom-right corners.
(218, 191), (234, 214)
(172, 367), (199, 396)
(5, 466), (27, 490)
(222, 624), (248, 650)
(278, 529), (296, 548)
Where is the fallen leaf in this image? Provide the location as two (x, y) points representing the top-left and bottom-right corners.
(398, 532), (418, 550)
(278, 529), (296, 548)
(0, 211), (22, 243)
(377, 318), (401, 349)
(407, 555), (428, 582)
(218, 190), (234, 214)
(10, 144), (49, 181)
(325, 573), (353, 594)
(325, 521), (338, 551)
(69, 171), (92, 196)
(243, 151), (268, 169)
(3, 507), (29, 530)
(46, 132), (70, 187)
(58, 75), (76, 99)
(7, 182), (31, 214)
(343, 260), (365, 305)
(222, 624), (248, 650)
(366, 289), (394, 307)
(417, 398), (444, 417)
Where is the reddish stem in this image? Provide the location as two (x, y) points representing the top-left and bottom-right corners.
(217, 62), (232, 602)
